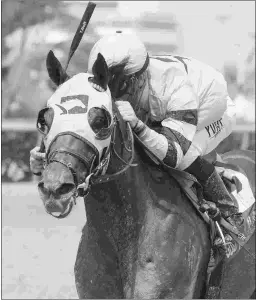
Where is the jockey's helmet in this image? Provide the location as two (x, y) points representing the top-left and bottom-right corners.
(88, 31), (149, 98)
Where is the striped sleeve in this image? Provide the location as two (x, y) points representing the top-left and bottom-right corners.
(161, 71), (198, 168)
(135, 69), (199, 168)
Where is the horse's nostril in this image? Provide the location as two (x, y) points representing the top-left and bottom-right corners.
(38, 181), (50, 196)
(56, 183), (76, 195)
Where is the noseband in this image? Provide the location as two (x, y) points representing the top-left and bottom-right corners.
(46, 142), (97, 188)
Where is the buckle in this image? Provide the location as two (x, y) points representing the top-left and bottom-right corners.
(77, 173), (94, 197)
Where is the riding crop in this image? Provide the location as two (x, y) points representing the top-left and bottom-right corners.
(39, 1), (96, 153)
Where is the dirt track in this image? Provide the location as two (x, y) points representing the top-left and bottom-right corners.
(2, 182), (86, 299)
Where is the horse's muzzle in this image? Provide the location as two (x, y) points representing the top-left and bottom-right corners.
(38, 181), (77, 218)
(45, 198), (75, 218)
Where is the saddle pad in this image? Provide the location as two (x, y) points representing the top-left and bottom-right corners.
(215, 162), (255, 213)
(215, 164), (255, 244)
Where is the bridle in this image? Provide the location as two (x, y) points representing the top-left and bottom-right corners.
(78, 110), (136, 192)
(41, 100), (136, 218)
(39, 2), (143, 218)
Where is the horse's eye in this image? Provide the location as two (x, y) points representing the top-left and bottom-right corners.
(37, 120), (49, 135)
(90, 117), (106, 133)
(88, 107), (111, 134)
(36, 107), (54, 135)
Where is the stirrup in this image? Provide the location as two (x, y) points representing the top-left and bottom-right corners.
(199, 201), (221, 222)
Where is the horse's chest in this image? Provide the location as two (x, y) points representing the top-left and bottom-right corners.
(121, 203), (201, 298)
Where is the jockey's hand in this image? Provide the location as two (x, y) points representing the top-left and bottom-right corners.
(30, 146), (45, 175)
(116, 100), (139, 128)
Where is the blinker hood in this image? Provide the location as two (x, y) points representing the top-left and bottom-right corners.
(43, 73), (114, 159)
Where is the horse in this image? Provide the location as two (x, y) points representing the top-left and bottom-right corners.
(37, 52), (255, 299)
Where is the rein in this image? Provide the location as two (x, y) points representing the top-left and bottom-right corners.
(91, 120), (136, 184)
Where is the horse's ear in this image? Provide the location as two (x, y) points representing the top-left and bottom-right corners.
(46, 50), (69, 86)
(92, 53), (110, 90)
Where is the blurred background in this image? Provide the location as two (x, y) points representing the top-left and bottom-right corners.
(1, 1), (255, 299)
(2, 0), (255, 183)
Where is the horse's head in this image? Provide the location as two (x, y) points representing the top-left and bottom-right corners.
(37, 52), (116, 218)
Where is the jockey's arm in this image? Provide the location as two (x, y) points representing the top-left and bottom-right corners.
(133, 71), (199, 169)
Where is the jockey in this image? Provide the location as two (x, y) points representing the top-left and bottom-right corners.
(30, 31), (242, 234)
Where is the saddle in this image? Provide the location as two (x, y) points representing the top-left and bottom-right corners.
(133, 133), (255, 299)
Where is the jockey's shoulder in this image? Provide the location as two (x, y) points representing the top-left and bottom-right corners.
(148, 54), (225, 88)
(149, 55), (188, 74)
(149, 54), (222, 74)
(148, 56), (192, 91)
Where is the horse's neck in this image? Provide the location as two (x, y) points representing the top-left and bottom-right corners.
(84, 150), (209, 298)
(84, 126), (210, 297)
(88, 123), (197, 221)
(86, 129), (199, 236)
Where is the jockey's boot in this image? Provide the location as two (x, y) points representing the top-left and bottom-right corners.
(202, 168), (244, 227)
(185, 157), (243, 227)
(186, 156), (242, 262)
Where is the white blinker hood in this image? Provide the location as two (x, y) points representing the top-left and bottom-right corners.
(44, 73), (113, 157)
